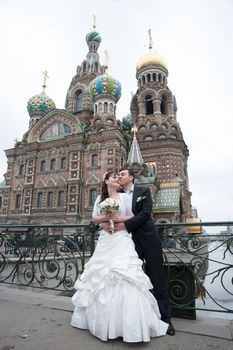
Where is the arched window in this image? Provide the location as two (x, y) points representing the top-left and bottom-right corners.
(145, 95), (153, 115)
(37, 192), (43, 207)
(160, 95), (168, 115)
(40, 160), (46, 173)
(142, 75), (146, 84)
(50, 159), (56, 171)
(104, 102), (108, 113)
(0, 196), (2, 208)
(98, 102), (102, 114)
(47, 192), (54, 207)
(90, 189), (97, 207)
(91, 154), (98, 167)
(109, 103), (113, 114)
(19, 164), (24, 176)
(60, 158), (67, 170)
(153, 73), (156, 82)
(58, 191), (65, 207)
(76, 89), (83, 112)
(147, 73), (151, 82)
(15, 194), (21, 209)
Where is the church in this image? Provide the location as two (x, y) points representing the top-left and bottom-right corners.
(0, 24), (194, 226)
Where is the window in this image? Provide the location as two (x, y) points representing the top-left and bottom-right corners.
(91, 154), (98, 167)
(58, 191), (65, 207)
(47, 192), (54, 207)
(40, 160), (46, 172)
(19, 164), (24, 176)
(104, 102), (108, 113)
(145, 95), (153, 115)
(90, 189), (97, 206)
(37, 192), (43, 207)
(0, 196), (2, 208)
(76, 90), (83, 112)
(61, 157), (67, 170)
(50, 159), (56, 171)
(15, 194), (21, 209)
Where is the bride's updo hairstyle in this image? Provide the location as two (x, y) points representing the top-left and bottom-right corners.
(100, 171), (115, 203)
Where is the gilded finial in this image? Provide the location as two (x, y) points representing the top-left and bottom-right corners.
(42, 70), (49, 90)
(131, 124), (138, 139)
(93, 15), (96, 30)
(104, 50), (109, 73)
(148, 29), (153, 51)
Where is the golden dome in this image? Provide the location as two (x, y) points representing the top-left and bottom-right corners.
(136, 51), (167, 71)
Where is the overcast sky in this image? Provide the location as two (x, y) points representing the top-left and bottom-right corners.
(0, 0), (232, 224)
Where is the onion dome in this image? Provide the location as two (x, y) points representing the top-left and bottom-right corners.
(122, 114), (134, 132)
(89, 74), (121, 101)
(86, 31), (102, 45)
(27, 90), (56, 116)
(136, 51), (167, 71)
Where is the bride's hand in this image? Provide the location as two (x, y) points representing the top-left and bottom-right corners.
(107, 212), (119, 221)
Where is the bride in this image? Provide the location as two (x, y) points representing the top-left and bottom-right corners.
(71, 171), (168, 342)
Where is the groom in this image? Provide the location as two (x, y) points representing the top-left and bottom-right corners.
(115, 167), (175, 336)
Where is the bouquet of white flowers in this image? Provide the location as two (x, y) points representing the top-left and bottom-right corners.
(99, 198), (120, 233)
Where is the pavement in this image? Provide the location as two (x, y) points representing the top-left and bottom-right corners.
(0, 284), (232, 350)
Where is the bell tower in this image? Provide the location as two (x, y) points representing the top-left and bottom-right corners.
(65, 19), (106, 126)
(131, 30), (192, 219)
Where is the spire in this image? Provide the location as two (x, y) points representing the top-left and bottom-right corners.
(127, 125), (144, 165)
(104, 49), (109, 74)
(42, 70), (49, 91)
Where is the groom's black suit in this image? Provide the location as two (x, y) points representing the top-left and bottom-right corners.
(124, 186), (171, 322)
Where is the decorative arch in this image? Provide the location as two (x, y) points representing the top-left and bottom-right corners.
(158, 89), (173, 116)
(144, 136), (153, 141)
(35, 179), (46, 189)
(47, 178), (57, 188)
(27, 110), (83, 143)
(14, 183), (23, 191)
(156, 218), (170, 223)
(57, 177), (67, 187)
(86, 174), (100, 185)
(106, 118), (114, 124)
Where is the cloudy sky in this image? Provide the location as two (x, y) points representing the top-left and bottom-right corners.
(0, 0), (232, 224)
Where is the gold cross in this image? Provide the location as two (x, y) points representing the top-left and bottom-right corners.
(93, 14), (96, 29)
(42, 70), (49, 90)
(131, 125), (138, 139)
(148, 29), (153, 50)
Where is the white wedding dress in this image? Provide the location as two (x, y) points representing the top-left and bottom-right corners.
(71, 193), (168, 342)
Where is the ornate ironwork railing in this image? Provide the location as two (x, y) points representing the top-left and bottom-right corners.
(0, 221), (232, 319)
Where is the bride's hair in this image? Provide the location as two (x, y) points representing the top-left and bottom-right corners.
(100, 171), (115, 203)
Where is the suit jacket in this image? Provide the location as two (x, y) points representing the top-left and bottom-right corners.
(124, 186), (161, 247)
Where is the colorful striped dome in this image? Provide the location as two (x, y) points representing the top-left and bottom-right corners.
(27, 91), (56, 115)
(89, 74), (121, 100)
